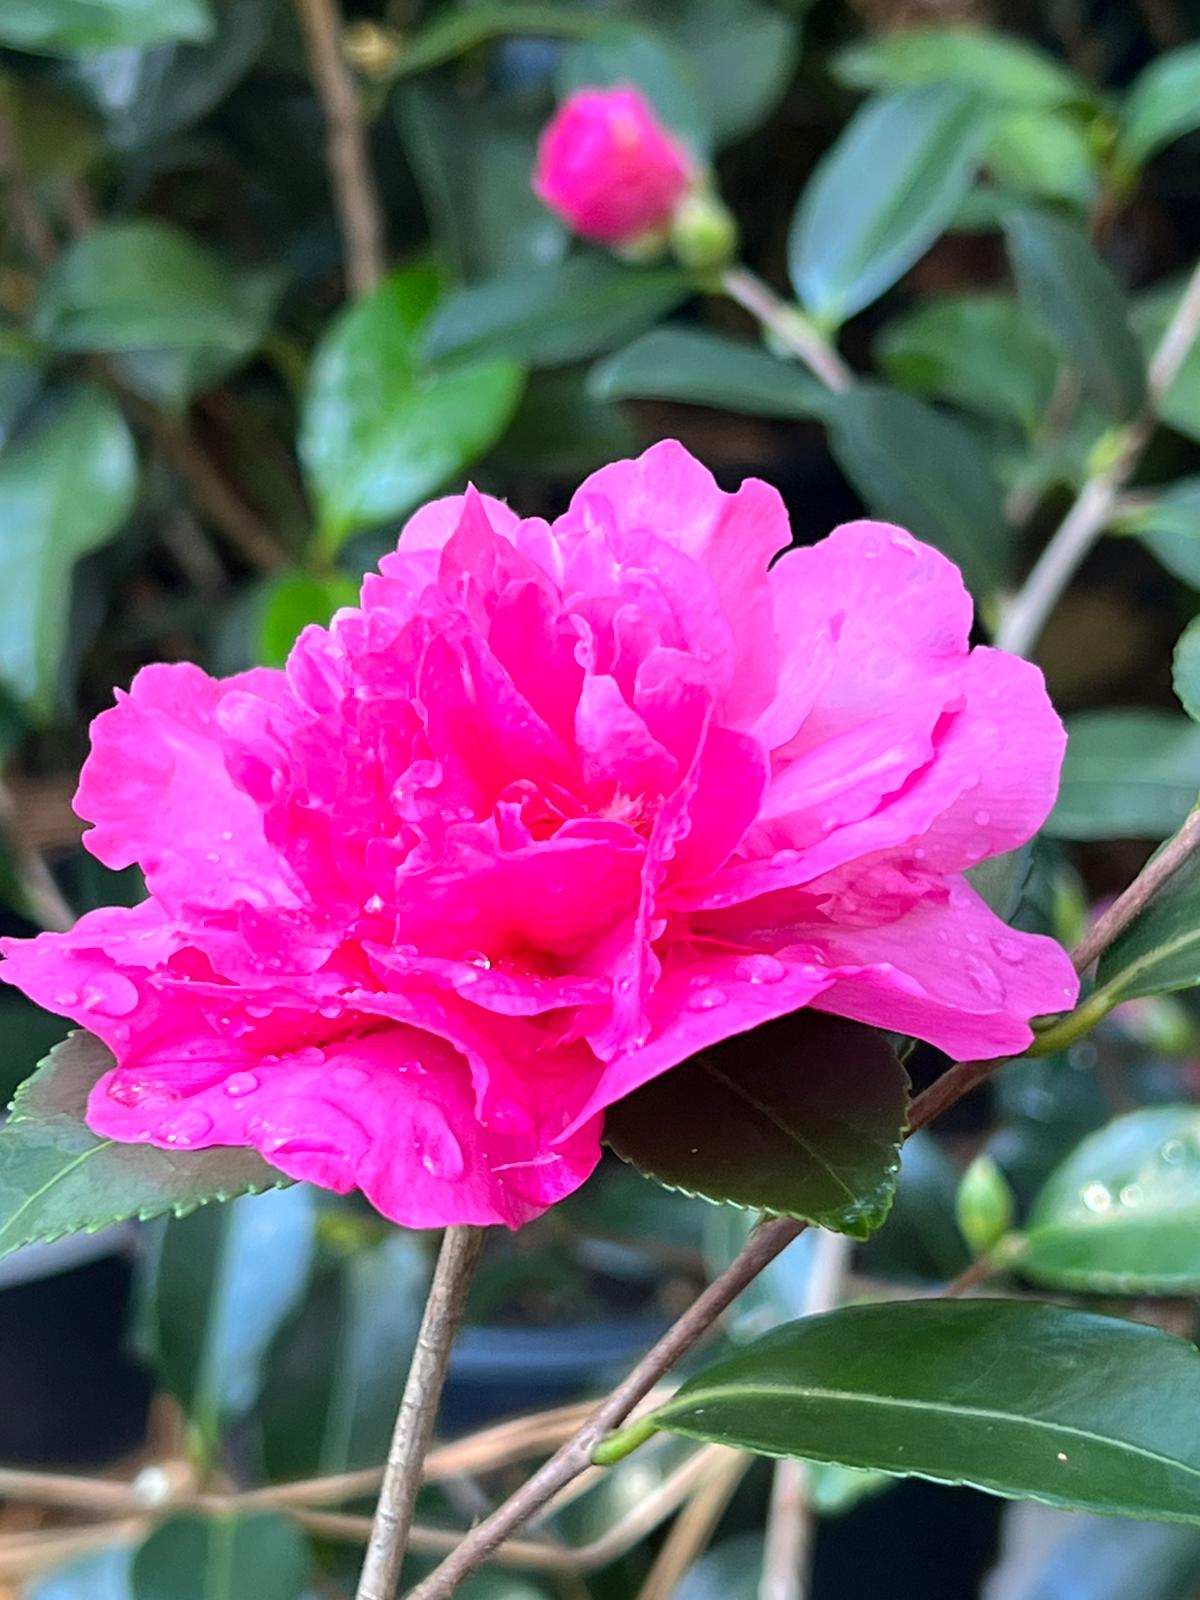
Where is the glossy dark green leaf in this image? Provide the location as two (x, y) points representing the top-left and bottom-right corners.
(132, 1513), (310, 1600)
(986, 109), (1097, 206)
(27, 1547), (131, 1600)
(496, 368), (637, 479)
(421, 258), (691, 371)
(1005, 212), (1145, 419)
(1046, 711), (1200, 840)
(826, 385), (1009, 594)
(68, 0), (275, 151)
(876, 294), (1055, 430)
(834, 27), (1086, 108)
(1092, 845), (1200, 1005)
(257, 572), (359, 670)
(1174, 619), (1200, 723)
(299, 267), (525, 552)
(0, 385), (137, 717)
(1133, 283), (1200, 444)
(0, 1033), (284, 1262)
(34, 219), (267, 357)
(1024, 1107), (1200, 1293)
(645, 1300), (1200, 1524)
(657, 0), (798, 147)
(259, 1231), (429, 1480)
(1116, 477), (1200, 587)
(0, 0), (211, 55)
(143, 1185), (315, 1436)
(1117, 43), (1200, 173)
(396, 85), (567, 281)
(604, 1012), (909, 1238)
(589, 327), (828, 420)
(788, 87), (985, 327)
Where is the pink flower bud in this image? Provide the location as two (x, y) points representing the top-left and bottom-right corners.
(534, 85), (694, 247)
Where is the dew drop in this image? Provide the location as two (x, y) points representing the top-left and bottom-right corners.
(973, 808), (992, 827)
(224, 1072), (259, 1098)
(994, 936), (1026, 966)
(1161, 1139), (1186, 1164)
(1081, 1182), (1111, 1213)
(687, 985), (728, 1012)
(413, 1103), (466, 1180)
(220, 830), (234, 842)
(1119, 1183), (1144, 1207)
(80, 972), (140, 1017)
(205, 851), (222, 865)
(245, 1004), (273, 1020)
(363, 894), (385, 915)
(963, 954), (1003, 1002)
(735, 954), (786, 986)
(159, 1107), (214, 1147)
(464, 950), (492, 969)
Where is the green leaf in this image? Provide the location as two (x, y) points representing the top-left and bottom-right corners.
(0, 385), (137, 718)
(1092, 845), (1200, 1005)
(0, 1032), (284, 1263)
(876, 294), (1056, 430)
(390, 4), (611, 78)
(1174, 619), (1200, 722)
(855, 1131), (971, 1283)
(1005, 211), (1145, 419)
(132, 1513), (310, 1600)
(67, 0), (274, 151)
(299, 267), (525, 553)
(496, 368), (637, 480)
(142, 1185), (316, 1438)
(0, 354), (44, 449)
(556, 26), (708, 154)
(1024, 1107), (1200, 1293)
(259, 1232), (429, 1480)
(1046, 711), (1200, 840)
(1118, 43), (1200, 173)
(257, 572), (360, 670)
(34, 219), (269, 359)
(955, 1152), (1015, 1256)
(826, 384), (1009, 595)
(589, 327), (828, 420)
(986, 109), (1097, 207)
(421, 258), (691, 371)
(1116, 476), (1200, 586)
(643, 1299), (1200, 1524)
(834, 27), (1086, 109)
(1133, 282), (1200, 444)
(0, 0), (211, 55)
(788, 86), (986, 327)
(603, 1012), (909, 1239)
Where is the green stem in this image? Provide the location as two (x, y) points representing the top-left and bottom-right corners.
(720, 266), (854, 394)
(592, 1416), (660, 1467)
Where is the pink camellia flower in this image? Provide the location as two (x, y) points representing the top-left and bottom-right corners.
(534, 85), (693, 246)
(0, 442), (1078, 1229)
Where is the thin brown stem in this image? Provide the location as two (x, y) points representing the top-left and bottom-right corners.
(1072, 806), (1200, 974)
(721, 267), (854, 394)
(294, 0), (386, 296)
(356, 1225), (485, 1600)
(996, 254), (1200, 658)
(404, 1215), (805, 1600)
(0, 776), (75, 932)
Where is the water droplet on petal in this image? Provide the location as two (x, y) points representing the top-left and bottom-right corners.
(159, 1107), (214, 1147)
(363, 894), (385, 915)
(464, 950), (492, 969)
(413, 1102), (466, 1180)
(687, 984), (728, 1012)
(205, 852), (221, 865)
(80, 972), (140, 1017)
(973, 808), (992, 827)
(53, 989), (79, 1007)
(245, 1004), (273, 1020)
(994, 936), (1026, 966)
(1081, 1182), (1111, 1213)
(963, 955), (1003, 1003)
(734, 954), (786, 986)
(224, 1072), (259, 1098)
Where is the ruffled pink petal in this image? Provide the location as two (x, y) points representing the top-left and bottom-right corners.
(89, 1028), (602, 1229)
(75, 663), (299, 915)
(804, 876), (1079, 1060)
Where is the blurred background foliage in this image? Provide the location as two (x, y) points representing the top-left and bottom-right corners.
(5, 0), (1200, 1596)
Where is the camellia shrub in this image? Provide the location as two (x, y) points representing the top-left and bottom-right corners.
(2, 3), (1200, 1600)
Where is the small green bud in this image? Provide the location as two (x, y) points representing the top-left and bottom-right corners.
(955, 1152), (1016, 1257)
(669, 187), (739, 272)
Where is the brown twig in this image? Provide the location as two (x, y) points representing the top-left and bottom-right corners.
(0, 101), (57, 268)
(0, 777), (75, 932)
(721, 267), (854, 394)
(356, 1226), (485, 1600)
(1071, 807), (1200, 974)
(294, 0), (386, 296)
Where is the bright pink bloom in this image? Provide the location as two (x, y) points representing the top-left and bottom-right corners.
(0, 442), (1078, 1229)
(534, 86), (693, 245)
